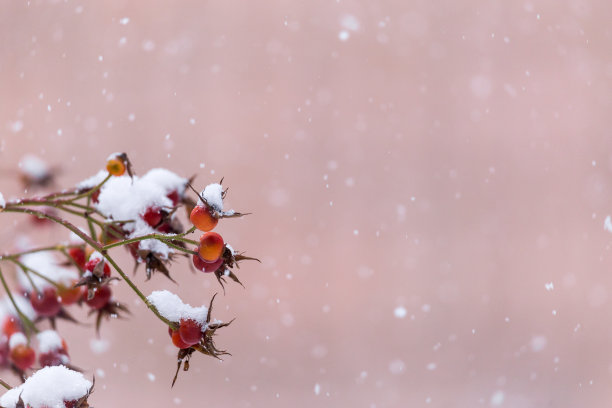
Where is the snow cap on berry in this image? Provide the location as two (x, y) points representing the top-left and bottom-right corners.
(36, 330), (64, 354)
(147, 290), (208, 331)
(8, 332), (27, 349)
(0, 365), (92, 408)
(200, 183), (224, 212)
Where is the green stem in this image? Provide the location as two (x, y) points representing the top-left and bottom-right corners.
(10, 259), (60, 289)
(67, 174), (111, 203)
(0, 266), (38, 334)
(0, 245), (72, 261)
(100, 255), (177, 330)
(3, 207), (102, 252)
(103, 233), (198, 251)
(0, 378), (12, 390)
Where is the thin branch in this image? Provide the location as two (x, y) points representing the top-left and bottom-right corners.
(0, 266), (38, 334)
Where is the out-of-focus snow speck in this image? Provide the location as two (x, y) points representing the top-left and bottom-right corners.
(173, 397), (181, 405)
(10, 120), (23, 133)
(426, 362), (437, 371)
(314, 383), (321, 396)
(340, 14), (360, 32)
(357, 265), (374, 279)
(268, 188), (289, 207)
(421, 304), (431, 312)
(490, 390), (505, 406)
(147, 372), (156, 382)
(90, 338), (110, 354)
(338, 30), (350, 41)
(544, 282), (554, 291)
(394, 306), (407, 319)
(530, 335), (547, 352)
(388, 359), (405, 375)
(604, 215), (612, 232)
(470, 75), (492, 99)
(95, 368), (105, 378)
(142, 40), (156, 52)
(311, 345), (328, 359)
(119, 17), (130, 25)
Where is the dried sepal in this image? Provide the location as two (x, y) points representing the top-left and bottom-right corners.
(88, 300), (130, 335)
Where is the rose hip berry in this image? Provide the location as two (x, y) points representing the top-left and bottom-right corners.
(30, 287), (62, 317)
(169, 329), (192, 349)
(85, 257), (111, 278)
(106, 157), (126, 176)
(85, 285), (112, 310)
(178, 319), (202, 346)
(192, 253), (223, 273)
(141, 206), (163, 227)
(167, 190), (180, 206)
(68, 247), (86, 269)
(198, 232), (224, 262)
(10, 344), (35, 371)
(1, 316), (22, 338)
(190, 204), (218, 232)
(39, 340), (69, 367)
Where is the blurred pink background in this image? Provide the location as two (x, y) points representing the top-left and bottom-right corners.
(1, 0), (612, 406)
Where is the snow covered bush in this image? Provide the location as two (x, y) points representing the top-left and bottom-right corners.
(0, 153), (255, 406)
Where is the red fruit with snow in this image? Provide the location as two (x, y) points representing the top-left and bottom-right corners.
(141, 206), (163, 227)
(190, 204), (218, 232)
(30, 287), (61, 317)
(85, 257), (110, 278)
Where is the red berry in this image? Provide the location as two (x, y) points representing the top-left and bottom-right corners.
(39, 349), (69, 367)
(10, 344), (35, 371)
(179, 319), (202, 346)
(30, 288), (61, 317)
(198, 232), (224, 262)
(91, 189), (101, 204)
(167, 190), (180, 206)
(85, 257), (110, 278)
(85, 285), (112, 310)
(170, 329), (192, 349)
(0, 338), (9, 367)
(68, 247), (86, 269)
(1, 316), (22, 338)
(190, 204), (218, 232)
(142, 206), (162, 227)
(192, 254), (223, 273)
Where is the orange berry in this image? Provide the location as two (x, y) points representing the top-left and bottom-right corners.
(106, 158), (126, 176)
(10, 344), (35, 371)
(1, 317), (22, 338)
(190, 204), (218, 232)
(57, 281), (84, 306)
(198, 232), (224, 262)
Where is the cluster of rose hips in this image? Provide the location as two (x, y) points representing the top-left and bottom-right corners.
(27, 248), (117, 322)
(0, 322), (69, 374)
